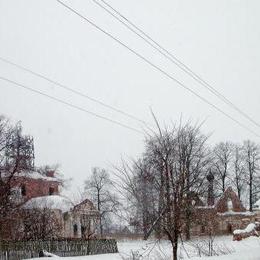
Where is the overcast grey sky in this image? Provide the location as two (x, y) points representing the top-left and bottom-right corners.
(1, 0), (260, 192)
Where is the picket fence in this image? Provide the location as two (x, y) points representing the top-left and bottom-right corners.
(0, 239), (118, 260)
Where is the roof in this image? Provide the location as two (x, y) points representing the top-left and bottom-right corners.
(73, 198), (99, 215)
(73, 198), (94, 210)
(23, 195), (73, 213)
(217, 211), (255, 216)
(23, 195), (99, 215)
(5, 170), (61, 182)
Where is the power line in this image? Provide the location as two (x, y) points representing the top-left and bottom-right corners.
(92, 0), (260, 129)
(0, 56), (150, 128)
(56, 0), (260, 138)
(0, 76), (143, 134)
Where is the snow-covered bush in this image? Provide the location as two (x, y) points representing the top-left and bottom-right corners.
(233, 223), (259, 241)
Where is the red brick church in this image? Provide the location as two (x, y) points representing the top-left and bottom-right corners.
(10, 169), (60, 200)
(190, 172), (260, 235)
(3, 127), (99, 240)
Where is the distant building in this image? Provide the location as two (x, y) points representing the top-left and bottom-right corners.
(190, 173), (260, 236)
(6, 170), (99, 240)
(23, 194), (99, 239)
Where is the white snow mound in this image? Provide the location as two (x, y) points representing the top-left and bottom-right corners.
(233, 223), (256, 235)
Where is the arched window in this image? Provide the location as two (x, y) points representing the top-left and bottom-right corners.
(227, 199), (233, 211)
(21, 185), (26, 196)
(227, 223), (232, 233)
(201, 225), (205, 234)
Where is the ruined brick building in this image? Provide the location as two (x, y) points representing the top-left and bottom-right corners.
(190, 172), (260, 235)
(10, 170), (60, 200)
(8, 169), (100, 240)
(2, 127), (99, 240)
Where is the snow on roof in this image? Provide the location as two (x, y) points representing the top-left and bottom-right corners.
(23, 195), (73, 213)
(11, 171), (61, 182)
(196, 206), (215, 209)
(217, 211), (255, 216)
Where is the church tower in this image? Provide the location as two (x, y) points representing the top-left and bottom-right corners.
(207, 171), (215, 206)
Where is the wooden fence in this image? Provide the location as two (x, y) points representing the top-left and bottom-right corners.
(0, 239), (118, 259)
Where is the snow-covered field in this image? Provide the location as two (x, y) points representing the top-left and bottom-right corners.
(31, 236), (260, 260)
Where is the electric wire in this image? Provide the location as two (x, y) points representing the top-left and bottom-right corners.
(0, 56), (150, 128)
(92, 0), (260, 129)
(0, 76), (143, 134)
(56, 0), (260, 138)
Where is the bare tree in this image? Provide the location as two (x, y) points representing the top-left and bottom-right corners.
(22, 207), (62, 240)
(242, 140), (260, 211)
(81, 216), (99, 240)
(115, 121), (210, 260)
(212, 142), (234, 194)
(0, 116), (33, 239)
(144, 126), (181, 260)
(84, 167), (119, 237)
(175, 123), (210, 240)
(232, 144), (246, 200)
(114, 158), (159, 238)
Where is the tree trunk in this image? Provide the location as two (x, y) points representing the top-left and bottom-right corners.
(172, 235), (178, 260)
(185, 169), (191, 240)
(97, 190), (103, 237)
(173, 247), (177, 260)
(185, 216), (191, 240)
(249, 173), (253, 211)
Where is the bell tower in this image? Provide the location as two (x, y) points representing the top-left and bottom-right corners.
(207, 170), (215, 206)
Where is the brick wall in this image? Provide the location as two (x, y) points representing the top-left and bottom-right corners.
(215, 187), (246, 213)
(11, 177), (60, 200)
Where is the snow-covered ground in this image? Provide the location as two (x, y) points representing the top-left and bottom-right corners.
(30, 236), (260, 260)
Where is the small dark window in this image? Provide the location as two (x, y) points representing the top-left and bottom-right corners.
(73, 224), (78, 236)
(49, 187), (55, 195)
(201, 225), (205, 234)
(21, 185), (26, 196)
(63, 212), (69, 221)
